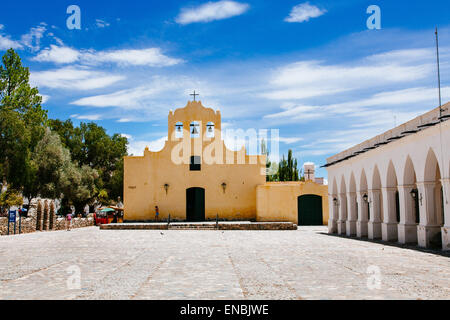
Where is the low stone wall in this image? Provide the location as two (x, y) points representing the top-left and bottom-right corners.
(219, 222), (297, 230)
(100, 222), (297, 231)
(0, 197), (95, 236)
(53, 216), (95, 230)
(101, 223), (169, 230)
(0, 216), (95, 235)
(0, 217), (36, 235)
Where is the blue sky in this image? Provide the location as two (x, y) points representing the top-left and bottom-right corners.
(1, 0), (449, 181)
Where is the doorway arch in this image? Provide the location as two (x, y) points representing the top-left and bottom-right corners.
(186, 188), (205, 222)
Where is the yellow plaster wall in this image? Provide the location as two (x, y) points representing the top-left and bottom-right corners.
(124, 101), (266, 221)
(256, 181), (329, 225)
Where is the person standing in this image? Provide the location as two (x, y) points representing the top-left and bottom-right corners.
(155, 206), (159, 221)
(66, 212), (72, 231)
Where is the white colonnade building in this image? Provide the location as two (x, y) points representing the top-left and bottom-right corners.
(325, 103), (450, 250)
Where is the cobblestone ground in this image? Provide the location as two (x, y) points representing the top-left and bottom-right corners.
(0, 226), (449, 300)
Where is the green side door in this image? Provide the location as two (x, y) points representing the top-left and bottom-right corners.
(298, 195), (323, 226)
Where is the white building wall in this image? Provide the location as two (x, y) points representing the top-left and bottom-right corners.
(327, 105), (450, 250)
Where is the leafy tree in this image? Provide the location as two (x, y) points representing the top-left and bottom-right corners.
(109, 158), (124, 200)
(59, 163), (97, 215)
(0, 49), (47, 196)
(32, 128), (73, 199)
(0, 189), (23, 215)
(32, 128), (98, 214)
(97, 189), (109, 205)
(49, 119), (128, 201)
(0, 49), (127, 210)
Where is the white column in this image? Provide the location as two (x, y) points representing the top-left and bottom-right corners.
(417, 181), (442, 248)
(346, 192), (357, 236)
(381, 187), (398, 241)
(368, 189), (382, 239)
(397, 184), (418, 244)
(337, 193), (347, 235)
(441, 178), (450, 251)
(328, 194), (337, 234)
(356, 192), (368, 237)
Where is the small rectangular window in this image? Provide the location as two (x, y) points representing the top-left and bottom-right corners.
(190, 156), (201, 171)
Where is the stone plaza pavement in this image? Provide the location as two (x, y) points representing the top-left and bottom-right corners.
(0, 226), (449, 300)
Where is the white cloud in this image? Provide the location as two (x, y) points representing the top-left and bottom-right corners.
(265, 105), (323, 120)
(366, 48), (434, 64)
(263, 50), (434, 100)
(32, 45), (182, 67)
(285, 2), (326, 23)
(279, 136), (304, 144)
(120, 133), (132, 140)
(176, 1), (249, 25)
(95, 19), (110, 28)
(127, 136), (167, 156)
(21, 23), (47, 51)
(71, 114), (103, 121)
(0, 23), (56, 51)
(298, 128), (387, 157)
(264, 86), (450, 122)
(39, 94), (50, 103)
(71, 85), (158, 108)
(0, 25), (22, 50)
(71, 76), (197, 110)
(0, 34), (22, 50)
(117, 118), (133, 123)
(83, 48), (182, 67)
(30, 67), (125, 90)
(33, 45), (80, 64)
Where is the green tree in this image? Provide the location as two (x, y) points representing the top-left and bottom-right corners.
(49, 119), (128, 201)
(0, 189), (23, 215)
(0, 49), (47, 197)
(32, 128), (98, 214)
(59, 163), (97, 215)
(274, 149), (300, 182)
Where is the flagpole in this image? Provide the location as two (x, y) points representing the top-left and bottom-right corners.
(435, 27), (442, 119)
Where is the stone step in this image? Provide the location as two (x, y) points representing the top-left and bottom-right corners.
(168, 225), (217, 230)
(101, 222), (297, 231)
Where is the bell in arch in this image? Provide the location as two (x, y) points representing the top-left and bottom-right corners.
(175, 122), (183, 138)
(206, 122), (215, 138)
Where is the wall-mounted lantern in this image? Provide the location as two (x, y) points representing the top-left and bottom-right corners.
(410, 188), (423, 205)
(164, 183), (170, 195)
(363, 194), (368, 203)
(333, 197), (339, 206)
(221, 182), (227, 194)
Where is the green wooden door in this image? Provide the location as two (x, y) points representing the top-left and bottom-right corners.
(298, 195), (323, 226)
(186, 188), (205, 222)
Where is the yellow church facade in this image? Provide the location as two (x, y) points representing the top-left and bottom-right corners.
(123, 100), (329, 225)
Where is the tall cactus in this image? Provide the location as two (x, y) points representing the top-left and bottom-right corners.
(43, 200), (49, 230)
(36, 200), (42, 231)
(49, 201), (55, 230)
